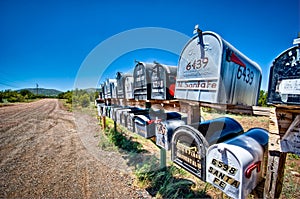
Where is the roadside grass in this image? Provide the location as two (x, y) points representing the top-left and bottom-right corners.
(94, 106), (299, 198)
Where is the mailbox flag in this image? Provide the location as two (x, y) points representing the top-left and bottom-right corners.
(226, 48), (246, 67)
(231, 52), (246, 67)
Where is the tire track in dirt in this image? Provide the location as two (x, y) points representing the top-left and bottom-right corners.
(0, 99), (149, 198)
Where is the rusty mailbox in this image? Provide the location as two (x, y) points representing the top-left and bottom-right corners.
(135, 110), (182, 139)
(133, 62), (155, 100)
(150, 62), (177, 100)
(171, 117), (243, 180)
(206, 128), (268, 199)
(116, 72), (134, 99)
(267, 36), (300, 105)
(175, 26), (262, 105)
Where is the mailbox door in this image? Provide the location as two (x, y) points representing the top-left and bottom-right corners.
(171, 125), (209, 180)
(151, 64), (167, 100)
(175, 32), (222, 103)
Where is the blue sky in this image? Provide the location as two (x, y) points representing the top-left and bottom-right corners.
(0, 0), (299, 91)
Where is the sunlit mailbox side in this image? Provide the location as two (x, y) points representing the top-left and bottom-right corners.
(150, 63), (177, 100)
(133, 62), (155, 100)
(267, 39), (300, 105)
(175, 30), (262, 105)
(116, 72), (134, 99)
(206, 128), (268, 199)
(171, 117), (243, 180)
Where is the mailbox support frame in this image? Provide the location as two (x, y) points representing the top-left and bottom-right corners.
(264, 106), (300, 198)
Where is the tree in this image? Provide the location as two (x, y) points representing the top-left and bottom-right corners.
(258, 90), (268, 107)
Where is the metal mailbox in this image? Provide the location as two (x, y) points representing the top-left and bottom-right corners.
(206, 128), (268, 199)
(116, 107), (133, 125)
(124, 108), (149, 132)
(135, 111), (182, 139)
(175, 27), (262, 105)
(110, 106), (123, 121)
(133, 62), (155, 100)
(99, 83), (105, 99)
(111, 83), (118, 99)
(104, 79), (117, 99)
(97, 103), (105, 116)
(171, 117), (243, 180)
(116, 72), (134, 99)
(150, 63), (177, 100)
(103, 105), (112, 118)
(156, 119), (186, 150)
(267, 36), (300, 105)
(156, 115), (201, 150)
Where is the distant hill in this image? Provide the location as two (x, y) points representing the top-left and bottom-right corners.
(18, 88), (63, 96)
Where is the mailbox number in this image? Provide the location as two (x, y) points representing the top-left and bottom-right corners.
(186, 58), (209, 70)
(212, 158), (238, 176)
(237, 66), (254, 85)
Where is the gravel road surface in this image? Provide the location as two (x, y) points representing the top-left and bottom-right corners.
(0, 99), (149, 198)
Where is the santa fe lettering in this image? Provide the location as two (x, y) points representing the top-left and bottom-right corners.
(208, 166), (240, 189)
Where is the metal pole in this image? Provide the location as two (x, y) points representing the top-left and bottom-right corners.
(160, 147), (167, 170)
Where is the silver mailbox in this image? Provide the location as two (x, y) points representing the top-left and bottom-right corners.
(267, 37), (300, 105)
(150, 63), (177, 100)
(133, 62), (155, 100)
(206, 128), (268, 199)
(116, 72), (134, 99)
(104, 79), (117, 99)
(175, 28), (262, 105)
(171, 117), (243, 180)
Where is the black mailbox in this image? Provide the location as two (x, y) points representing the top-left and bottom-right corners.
(133, 62), (155, 100)
(171, 117), (243, 181)
(267, 37), (300, 105)
(124, 108), (149, 132)
(150, 62), (177, 100)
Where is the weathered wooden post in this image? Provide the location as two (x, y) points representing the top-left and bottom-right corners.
(264, 34), (300, 198)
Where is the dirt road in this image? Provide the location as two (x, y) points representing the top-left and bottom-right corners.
(0, 99), (148, 198)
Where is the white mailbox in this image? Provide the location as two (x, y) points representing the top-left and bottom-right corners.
(206, 128), (268, 199)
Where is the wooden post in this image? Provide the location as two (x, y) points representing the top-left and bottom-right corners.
(264, 106), (300, 198)
(180, 100), (201, 124)
(102, 116), (106, 130)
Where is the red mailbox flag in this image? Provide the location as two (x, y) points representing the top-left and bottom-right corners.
(230, 52), (246, 67)
(226, 48), (246, 67)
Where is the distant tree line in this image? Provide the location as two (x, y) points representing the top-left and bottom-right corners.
(58, 89), (98, 108)
(0, 89), (56, 103)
